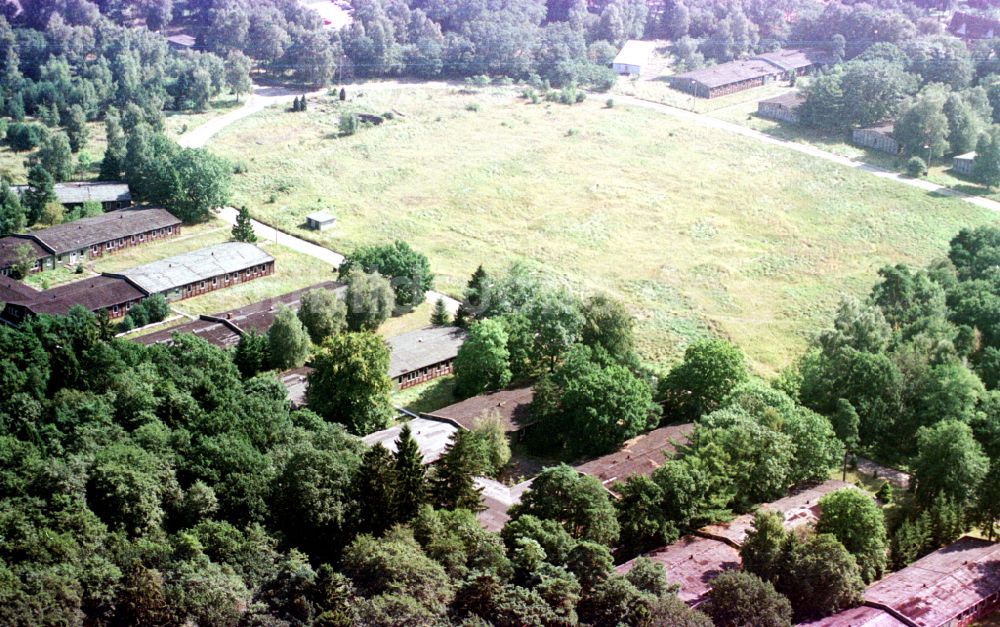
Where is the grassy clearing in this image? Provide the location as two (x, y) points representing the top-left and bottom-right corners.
(0, 119), (109, 183)
(208, 87), (999, 373)
(163, 96), (243, 140)
(707, 90), (1000, 202)
(391, 376), (458, 414)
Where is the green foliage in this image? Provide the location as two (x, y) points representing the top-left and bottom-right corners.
(431, 430), (485, 512)
(343, 268), (395, 332)
(64, 104), (89, 153)
(973, 127), (1000, 188)
(339, 112), (359, 136)
(454, 318), (512, 398)
(780, 533), (865, 621)
(230, 206), (257, 242)
(234, 331), (271, 378)
(0, 180), (25, 235)
(267, 306), (311, 370)
(509, 465), (620, 546)
(531, 345), (658, 458)
(430, 298), (450, 325)
(580, 294), (636, 364)
(816, 489), (888, 583)
(913, 419), (988, 506)
(660, 338), (749, 421)
(906, 155), (927, 177)
(702, 571), (792, 627)
(297, 288), (347, 345)
(6, 122), (43, 152)
(23, 164), (55, 226)
(307, 332), (394, 435)
(895, 87), (949, 160)
(393, 425), (427, 523)
(224, 50), (252, 101)
(38, 131), (74, 181)
(339, 241), (434, 308)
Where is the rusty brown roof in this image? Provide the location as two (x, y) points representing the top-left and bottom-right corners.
(425, 387), (535, 432)
(387, 326), (467, 379)
(864, 536), (1000, 627)
(25, 275), (144, 316)
(134, 281), (343, 348)
(699, 479), (854, 548)
(799, 605), (906, 627)
(573, 424), (694, 491)
(475, 477), (534, 532)
(615, 535), (741, 605)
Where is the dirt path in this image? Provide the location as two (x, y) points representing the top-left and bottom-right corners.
(216, 207), (461, 313)
(615, 94), (1000, 215)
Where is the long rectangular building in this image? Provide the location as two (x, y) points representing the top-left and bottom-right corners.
(670, 48), (831, 99)
(387, 325), (467, 389)
(2, 243), (275, 323)
(107, 242), (274, 302)
(0, 207), (181, 276)
(13, 181), (132, 211)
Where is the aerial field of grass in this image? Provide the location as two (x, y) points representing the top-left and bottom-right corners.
(209, 86), (999, 373)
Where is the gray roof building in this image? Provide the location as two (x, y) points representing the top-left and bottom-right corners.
(13, 182), (131, 207)
(362, 417), (460, 464)
(387, 326), (467, 380)
(111, 243), (274, 295)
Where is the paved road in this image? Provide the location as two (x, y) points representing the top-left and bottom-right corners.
(216, 207), (460, 313)
(615, 94), (1000, 214)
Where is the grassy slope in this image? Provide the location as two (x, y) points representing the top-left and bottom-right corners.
(208, 87), (998, 373)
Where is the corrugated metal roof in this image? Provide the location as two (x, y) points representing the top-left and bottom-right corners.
(671, 59), (781, 89)
(425, 387), (535, 433)
(798, 605), (907, 627)
(24, 207), (179, 255)
(115, 243), (274, 295)
(13, 181), (131, 206)
(386, 326), (467, 378)
(699, 480), (855, 548)
(752, 48), (833, 72)
(362, 417), (459, 464)
(759, 90), (806, 109)
(305, 211), (336, 223)
(616, 535), (741, 605)
(475, 477), (534, 532)
(864, 536), (1000, 627)
(613, 40), (657, 67)
(574, 423), (694, 492)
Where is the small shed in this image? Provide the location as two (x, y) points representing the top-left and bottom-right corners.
(954, 151), (977, 176)
(757, 91), (805, 124)
(166, 34), (196, 50)
(305, 211), (336, 232)
(852, 123), (901, 155)
(613, 40), (657, 76)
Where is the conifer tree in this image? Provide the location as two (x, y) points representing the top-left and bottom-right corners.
(352, 443), (398, 535)
(231, 206), (257, 242)
(23, 164), (55, 226)
(0, 179), (24, 235)
(465, 265), (489, 310)
(431, 431), (484, 511)
(339, 87), (346, 101)
(431, 298), (450, 326)
(393, 424), (427, 523)
(300, 95), (307, 111)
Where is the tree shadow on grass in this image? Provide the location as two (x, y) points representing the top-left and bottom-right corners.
(393, 376), (457, 415)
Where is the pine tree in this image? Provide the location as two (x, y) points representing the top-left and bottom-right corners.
(0, 180), (25, 235)
(339, 87), (347, 101)
(300, 95), (307, 111)
(431, 431), (484, 512)
(431, 298), (450, 326)
(23, 164), (55, 226)
(465, 265), (489, 309)
(393, 424), (427, 522)
(100, 109), (126, 181)
(231, 206), (257, 242)
(352, 443), (398, 535)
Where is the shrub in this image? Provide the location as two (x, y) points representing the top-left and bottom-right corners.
(907, 156), (927, 177)
(339, 112), (359, 136)
(465, 103), (481, 112)
(606, 98), (615, 108)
